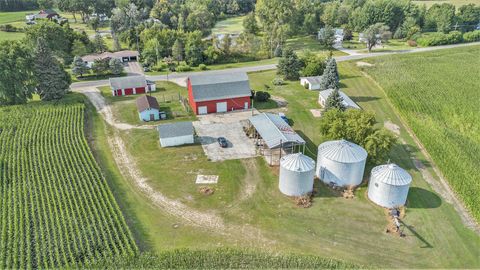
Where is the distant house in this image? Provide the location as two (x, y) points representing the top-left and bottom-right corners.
(300, 76), (323, 90)
(318, 28), (344, 43)
(157, 122), (195, 147)
(109, 75), (156, 96)
(26, 9), (63, 24)
(318, 89), (360, 109)
(136, 95), (160, 122)
(187, 72), (251, 115)
(81, 50), (139, 68)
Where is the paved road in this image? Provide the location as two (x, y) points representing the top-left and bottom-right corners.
(71, 41), (480, 90)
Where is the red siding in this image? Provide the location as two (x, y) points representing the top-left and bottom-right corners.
(124, 88), (134, 95)
(135, 87), (145, 94)
(187, 78), (251, 115)
(194, 96), (251, 115)
(187, 79), (198, 113)
(114, 89), (122, 96)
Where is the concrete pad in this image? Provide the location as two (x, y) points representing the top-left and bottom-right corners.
(310, 109), (322, 118)
(193, 118), (258, 162)
(195, 175), (219, 184)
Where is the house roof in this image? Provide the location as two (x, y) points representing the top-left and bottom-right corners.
(110, 75), (147, 90)
(81, 50), (139, 62)
(318, 89), (361, 109)
(249, 113), (305, 149)
(136, 95), (159, 112)
(300, 76), (323, 85)
(157, 122), (194, 139)
(188, 73), (251, 102)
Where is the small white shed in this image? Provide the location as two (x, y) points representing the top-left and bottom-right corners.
(157, 122), (194, 147)
(300, 76), (323, 90)
(318, 89), (361, 109)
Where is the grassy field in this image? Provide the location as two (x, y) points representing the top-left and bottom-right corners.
(413, 0), (480, 7)
(100, 62), (480, 267)
(212, 15), (245, 35)
(0, 10), (37, 24)
(361, 45), (480, 222)
(97, 81), (196, 125)
(0, 98), (137, 268)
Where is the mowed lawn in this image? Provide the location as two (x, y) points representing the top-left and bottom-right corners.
(362, 45), (480, 222)
(212, 15), (245, 35)
(101, 65), (480, 267)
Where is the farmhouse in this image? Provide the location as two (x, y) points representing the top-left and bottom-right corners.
(81, 50), (139, 67)
(157, 121), (195, 147)
(109, 75), (156, 96)
(187, 72), (251, 115)
(300, 76), (323, 90)
(318, 89), (361, 109)
(136, 95), (160, 122)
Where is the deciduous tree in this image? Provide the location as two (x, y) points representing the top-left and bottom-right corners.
(109, 58), (124, 75)
(0, 41), (35, 105)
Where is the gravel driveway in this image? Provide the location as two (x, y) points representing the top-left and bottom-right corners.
(193, 111), (257, 161)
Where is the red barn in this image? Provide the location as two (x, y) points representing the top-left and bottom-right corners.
(109, 75), (156, 96)
(187, 73), (251, 115)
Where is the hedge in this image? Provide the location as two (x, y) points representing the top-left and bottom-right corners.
(416, 31), (463, 46)
(463, 30), (480, 42)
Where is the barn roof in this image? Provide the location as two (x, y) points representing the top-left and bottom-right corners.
(319, 89), (360, 109)
(157, 122), (194, 139)
(110, 75), (147, 90)
(188, 72), (251, 102)
(249, 113), (305, 149)
(136, 95), (159, 112)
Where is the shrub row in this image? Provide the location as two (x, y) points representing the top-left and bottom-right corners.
(416, 30), (480, 46)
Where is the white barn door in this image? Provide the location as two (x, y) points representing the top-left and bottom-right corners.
(198, 106), (208, 115)
(216, 102), (227, 113)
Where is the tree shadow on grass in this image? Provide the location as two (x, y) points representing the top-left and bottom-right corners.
(407, 187), (442, 209)
(349, 96), (381, 103)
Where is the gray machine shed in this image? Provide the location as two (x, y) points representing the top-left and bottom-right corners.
(249, 113), (305, 149)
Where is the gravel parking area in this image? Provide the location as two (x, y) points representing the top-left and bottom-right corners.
(193, 111), (258, 161)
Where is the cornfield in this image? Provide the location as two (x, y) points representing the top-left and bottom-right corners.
(0, 104), (137, 268)
(364, 45), (480, 222)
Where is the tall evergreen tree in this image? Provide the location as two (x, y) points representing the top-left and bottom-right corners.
(277, 48), (302, 80)
(33, 38), (71, 101)
(172, 39), (184, 64)
(72, 56), (89, 78)
(324, 88), (346, 112)
(319, 58), (339, 90)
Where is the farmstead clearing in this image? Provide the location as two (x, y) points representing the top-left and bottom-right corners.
(75, 46), (480, 268)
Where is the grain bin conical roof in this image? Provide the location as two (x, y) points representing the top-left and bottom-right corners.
(318, 139), (367, 163)
(371, 163), (412, 186)
(280, 153), (315, 172)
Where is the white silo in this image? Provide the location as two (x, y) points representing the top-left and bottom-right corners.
(368, 163), (412, 208)
(279, 153), (316, 196)
(316, 139), (367, 187)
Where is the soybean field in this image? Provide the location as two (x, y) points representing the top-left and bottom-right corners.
(0, 104), (137, 268)
(363, 45), (480, 222)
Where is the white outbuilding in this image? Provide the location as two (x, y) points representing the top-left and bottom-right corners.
(368, 164), (412, 208)
(300, 76), (323, 90)
(316, 139), (368, 187)
(318, 89), (360, 109)
(157, 122), (194, 147)
(279, 153), (316, 196)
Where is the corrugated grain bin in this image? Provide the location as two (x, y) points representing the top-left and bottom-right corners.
(279, 153), (315, 196)
(316, 139), (367, 187)
(368, 163), (412, 208)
